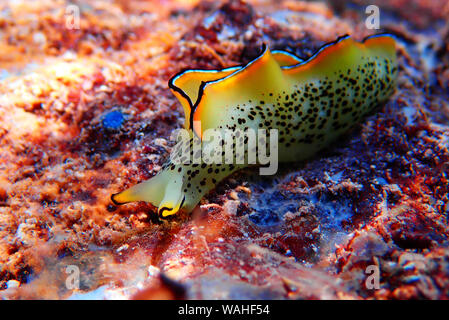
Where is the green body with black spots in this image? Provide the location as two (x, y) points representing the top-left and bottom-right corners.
(111, 34), (397, 217)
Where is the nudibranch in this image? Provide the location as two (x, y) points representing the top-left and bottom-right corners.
(111, 34), (398, 217)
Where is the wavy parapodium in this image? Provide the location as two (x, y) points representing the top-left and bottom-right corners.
(111, 34), (398, 217)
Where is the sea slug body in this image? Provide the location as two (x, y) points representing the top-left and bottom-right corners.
(111, 34), (398, 217)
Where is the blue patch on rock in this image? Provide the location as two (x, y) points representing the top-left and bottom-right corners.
(102, 110), (125, 131)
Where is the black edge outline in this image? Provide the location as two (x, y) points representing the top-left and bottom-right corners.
(167, 44), (268, 131)
(168, 66), (242, 122)
(112, 33), (397, 207)
(188, 35), (350, 133)
(167, 49), (301, 114)
(168, 67), (197, 111)
(158, 195), (185, 218)
(280, 34), (352, 70)
(158, 206), (170, 218)
(179, 195), (185, 212)
(171, 33), (396, 135)
(281, 33), (396, 71)
(189, 43), (269, 132)
(111, 192), (126, 205)
(370, 29), (413, 44)
(362, 32), (400, 44)
(271, 49), (304, 63)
